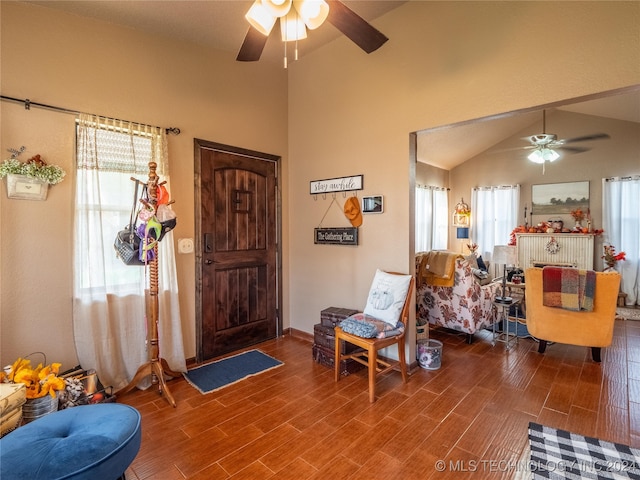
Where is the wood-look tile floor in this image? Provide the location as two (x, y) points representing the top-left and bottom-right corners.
(120, 319), (640, 480)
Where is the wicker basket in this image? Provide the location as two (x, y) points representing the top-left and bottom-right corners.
(416, 324), (429, 341)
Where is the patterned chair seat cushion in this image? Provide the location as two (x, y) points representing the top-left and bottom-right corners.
(340, 313), (405, 339)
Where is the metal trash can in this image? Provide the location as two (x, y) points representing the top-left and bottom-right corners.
(417, 339), (443, 370)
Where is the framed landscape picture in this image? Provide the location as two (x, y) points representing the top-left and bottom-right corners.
(531, 181), (589, 215)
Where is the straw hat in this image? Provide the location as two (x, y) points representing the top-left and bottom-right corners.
(343, 196), (363, 227)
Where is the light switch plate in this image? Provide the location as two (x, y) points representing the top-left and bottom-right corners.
(178, 238), (194, 254)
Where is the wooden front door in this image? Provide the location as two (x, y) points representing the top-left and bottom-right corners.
(195, 140), (280, 362)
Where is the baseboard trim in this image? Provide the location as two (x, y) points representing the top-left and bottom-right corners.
(284, 327), (313, 344)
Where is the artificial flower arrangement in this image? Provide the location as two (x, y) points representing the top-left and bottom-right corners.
(1, 357), (66, 399)
(602, 244), (626, 270)
(570, 208), (586, 223)
(508, 223), (604, 245)
(0, 147), (66, 185)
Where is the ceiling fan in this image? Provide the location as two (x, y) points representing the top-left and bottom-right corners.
(524, 109), (610, 168)
(237, 0), (389, 64)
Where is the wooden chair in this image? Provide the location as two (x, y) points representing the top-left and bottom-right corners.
(334, 272), (415, 403)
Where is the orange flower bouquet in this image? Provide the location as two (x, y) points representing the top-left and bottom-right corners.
(2, 357), (65, 399)
(570, 208), (585, 223)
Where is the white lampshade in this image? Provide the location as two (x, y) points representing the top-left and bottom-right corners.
(246, 0), (277, 35)
(528, 148), (559, 164)
(492, 245), (517, 266)
(280, 9), (307, 41)
(294, 0), (329, 29)
(262, 0), (293, 18)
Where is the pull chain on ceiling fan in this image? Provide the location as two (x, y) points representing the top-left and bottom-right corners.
(237, 0), (389, 67)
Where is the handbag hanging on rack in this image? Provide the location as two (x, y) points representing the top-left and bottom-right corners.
(114, 181), (146, 266)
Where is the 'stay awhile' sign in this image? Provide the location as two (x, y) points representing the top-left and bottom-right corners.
(310, 175), (363, 195)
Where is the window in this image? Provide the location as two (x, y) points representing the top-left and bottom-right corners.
(75, 124), (156, 295)
(471, 184), (520, 259)
(416, 185), (448, 252)
(72, 114), (185, 391)
(603, 175), (640, 305)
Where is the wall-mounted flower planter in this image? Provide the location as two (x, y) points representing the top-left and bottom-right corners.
(4, 173), (49, 200)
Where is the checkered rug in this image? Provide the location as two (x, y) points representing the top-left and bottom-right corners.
(528, 422), (640, 479)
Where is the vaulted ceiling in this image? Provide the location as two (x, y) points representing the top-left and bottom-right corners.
(417, 88), (640, 170)
(24, 0), (405, 64)
(22, 1), (640, 170)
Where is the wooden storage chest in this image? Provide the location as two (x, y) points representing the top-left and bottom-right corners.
(313, 306), (364, 375)
(320, 307), (359, 327)
(313, 323), (361, 354)
(312, 344), (364, 375)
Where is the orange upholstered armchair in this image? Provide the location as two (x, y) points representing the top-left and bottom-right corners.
(525, 267), (620, 362)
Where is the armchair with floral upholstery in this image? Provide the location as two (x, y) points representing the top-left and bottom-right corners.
(416, 251), (500, 343)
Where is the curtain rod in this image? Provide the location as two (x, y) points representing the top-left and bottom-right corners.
(0, 95), (181, 135)
(605, 175), (639, 182)
(473, 184), (519, 190)
(416, 183), (449, 190)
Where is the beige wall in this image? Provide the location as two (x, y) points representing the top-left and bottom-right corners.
(416, 163), (449, 189)
(1, 1), (639, 370)
(0, 2), (288, 369)
(287, 1), (639, 356)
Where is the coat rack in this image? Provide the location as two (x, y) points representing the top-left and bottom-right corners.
(115, 161), (180, 407)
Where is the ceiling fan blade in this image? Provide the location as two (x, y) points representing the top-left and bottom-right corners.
(237, 26), (268, 62)
(558, 146), (590, 154)
(563, 133), (610, 143)
(326, 0), (389, 53)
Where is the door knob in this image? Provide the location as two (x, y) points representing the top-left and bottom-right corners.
(204, 259), (213, 265)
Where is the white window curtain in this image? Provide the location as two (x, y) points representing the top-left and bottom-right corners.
(74, 114), (186, 391)
(416, 185), (448, 252)
(603, 175), (640, 305)
(471, 184), (520, 261)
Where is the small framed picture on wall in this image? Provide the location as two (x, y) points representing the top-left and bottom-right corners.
(362, 195), (383, 214)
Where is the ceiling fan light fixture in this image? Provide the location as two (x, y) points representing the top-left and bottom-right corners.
(261, 0), (293, 18)
(528, 148), (559, 164)
(294, 0), (329, 30)
(280, 9), (307, 41)
(246, 0), (277, 35)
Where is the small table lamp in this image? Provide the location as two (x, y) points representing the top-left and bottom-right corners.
(456, 227), (469, 253)
(493, 245), (517, 304)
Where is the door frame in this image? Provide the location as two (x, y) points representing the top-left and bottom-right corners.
(194, 139), (282, 363)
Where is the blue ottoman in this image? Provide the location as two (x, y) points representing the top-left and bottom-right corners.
(0, 403), (141, 480)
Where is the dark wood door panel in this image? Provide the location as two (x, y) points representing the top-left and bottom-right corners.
(196, 141), (279, 362)
(202, 320), (273, 359)
(213, 168), (269, 252)
(214, 265), (269, 329)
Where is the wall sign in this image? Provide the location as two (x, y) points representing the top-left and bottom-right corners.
(314, 227), (358, 245)
(310, 175), (363, 195)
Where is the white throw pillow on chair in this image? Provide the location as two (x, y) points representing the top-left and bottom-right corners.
(363, 269), (412, 327)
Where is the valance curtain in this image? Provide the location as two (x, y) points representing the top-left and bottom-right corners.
(603, 175), (640, 305)
(73, 114), (186, 390)
(471, 184), (520, 263)
(416, 185), (448, 252)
